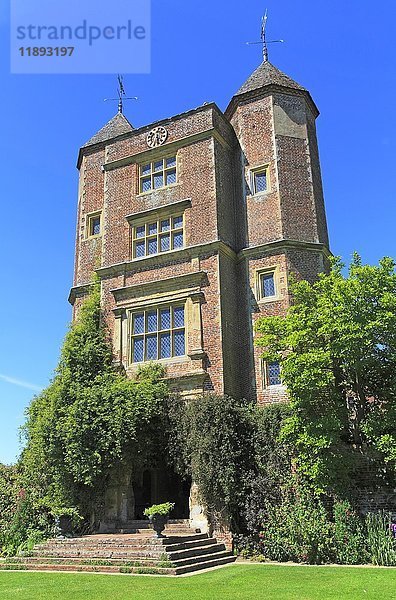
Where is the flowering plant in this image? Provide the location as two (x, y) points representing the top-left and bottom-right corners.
(390, 523), (396, 538)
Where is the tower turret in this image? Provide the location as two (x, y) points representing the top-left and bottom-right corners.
(227, 60), (330, 403)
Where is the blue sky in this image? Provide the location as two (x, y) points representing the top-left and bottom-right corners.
(0, 0), (395, 464)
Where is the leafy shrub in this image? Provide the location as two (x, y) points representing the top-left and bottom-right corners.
(260, 488), (335, 564)
(0, 466), (52, 556)
(167, 394), (256, 531)
(333, 500), (368, 564)
(233, 533), (262, 559)
(168, 397), (292, 538)
(242, 405), (291, 539)
(0, 465), (19, 539)
(255, 255), (396, 495)
(0, 493), (52, 557)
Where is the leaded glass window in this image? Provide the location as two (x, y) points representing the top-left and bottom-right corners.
(267, 361), (282, 386)
(132, 214), (184, 258)
(261, 272), (276, 298)
(252, 167), (269, 195)
(87, 212), (102, 238)
(139, 156), (177, 193)
(131, 305), (186, 363)
(262, 361), (282, 388)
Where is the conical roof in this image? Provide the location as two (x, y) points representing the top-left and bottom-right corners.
(236, 60), (305, 96)
(82, 112), (134, 148)
(226, 60), (318, 119)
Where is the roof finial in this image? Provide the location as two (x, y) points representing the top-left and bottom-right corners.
(246, 10), (284, 63)
(104, 75), (138, 114)
(261, 9), (269, 62)
(117, 74), (125, 113)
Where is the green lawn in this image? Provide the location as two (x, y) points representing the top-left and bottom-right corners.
(1, 564), (396, 600)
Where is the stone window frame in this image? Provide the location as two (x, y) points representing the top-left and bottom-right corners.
(138, 154), (178, 195)
(255, 266), (280, 303)
(85, 210), (102, 239)
(131, 213), (184, 259)
(261, 359), (283, 389)
(111, 271), (206, 371)
(250, 164), (270, 196)
(126, 199), (191, 262)
(128, 302), (187, 365)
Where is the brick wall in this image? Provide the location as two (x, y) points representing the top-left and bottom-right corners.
(73, 105), (234, 395)
(74, 149), (105, 286)
(227, 85), (329, 402)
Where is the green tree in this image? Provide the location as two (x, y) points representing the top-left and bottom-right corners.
(255, 255), (396, 493)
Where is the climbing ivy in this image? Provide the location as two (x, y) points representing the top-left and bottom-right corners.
(20, 280), (170, 529)
(167, 395), (291, 532)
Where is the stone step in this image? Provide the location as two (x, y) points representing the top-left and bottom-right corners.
(1, 556), (166, 568)
(1, 549), (232, 570)
(114, 529), (195, 536)
(152, 524), (193, 528)
(0, 562), (175, 575)
(172, 550), (232, 568)
(30, 540), (219, 560)
(128, 528), (193, 534)
(174, 554), (236, 575)
(168, 543), (226, 561)
(30, 538), (218, 559)
(36, 533), (207, 548)
(127, 525), (191, 529)
(162, 537), (218, 551)
(35, 536), (214, 556)
(130, 519), (189, 525)
(1, 531), (235, 576)
(29, 546), (223, 564)
(31, 549), (166, 559)
(0, 552), (235, 576)
(107, 520), (193, 534)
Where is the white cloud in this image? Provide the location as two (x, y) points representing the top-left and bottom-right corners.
(0, 374), (43, 393)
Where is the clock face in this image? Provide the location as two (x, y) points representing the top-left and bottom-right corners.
(146, 126), (168, 148)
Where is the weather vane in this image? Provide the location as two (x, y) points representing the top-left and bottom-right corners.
(246, 9), (284, 62)
(104, 75), (138, 114)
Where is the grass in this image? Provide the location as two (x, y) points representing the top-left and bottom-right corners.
(1, 564), (396, 599)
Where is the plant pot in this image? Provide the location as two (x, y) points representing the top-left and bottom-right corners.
(54, 514), (73, 538)
(149, 514), (169, 538)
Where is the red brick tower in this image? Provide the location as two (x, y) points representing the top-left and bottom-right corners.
(226, 60), (330, 404)
(70, 60), (330, 406)
(69, 59), (330, 527)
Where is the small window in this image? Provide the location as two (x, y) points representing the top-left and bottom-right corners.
(86, 212), (101, 238)
(139, 156), (177, 193)
(263, 361), (282, 387)
(260, 271), (276, 299)
(252, 167), (269, 195)
(131, 214), (184, 259)
(130, 305), (186, 363)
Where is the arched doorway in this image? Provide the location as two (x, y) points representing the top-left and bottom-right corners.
(133, 470), (152, 519)
(132, 469), (191, 520)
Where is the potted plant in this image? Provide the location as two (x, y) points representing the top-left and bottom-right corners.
(143, 502), (175, 538)
(52, 507), (83, 538)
